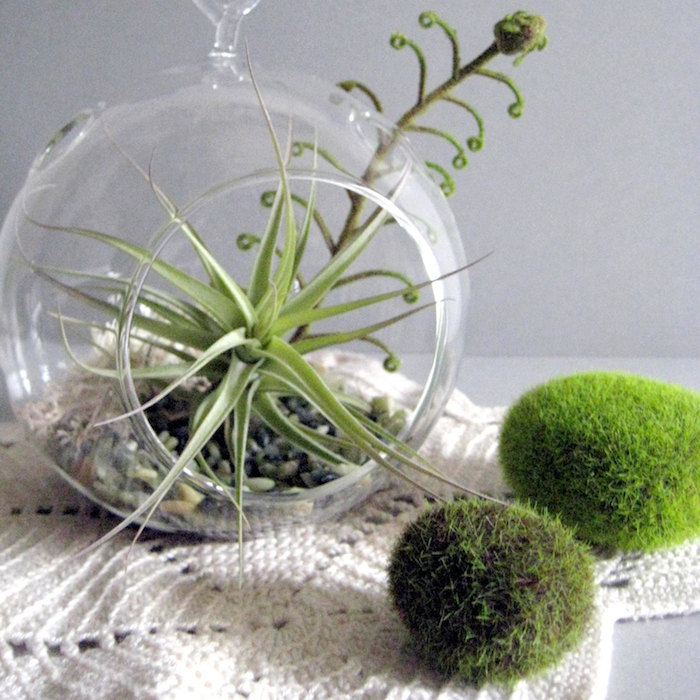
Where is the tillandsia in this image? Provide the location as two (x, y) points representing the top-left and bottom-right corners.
(19, 10), (546, 557)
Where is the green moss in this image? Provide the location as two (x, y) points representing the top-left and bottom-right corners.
(388, 499), (595, 688)
(499, 372), (700, 551)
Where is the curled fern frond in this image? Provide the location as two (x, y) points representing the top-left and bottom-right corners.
(467, 136), (483, 152)
(291, 140), (353, 175)
(237, 233), (260, 251)
(360, 336), (401, 372)
(260, 190), (276, 208)
(335, 10), (546, 241)
(418, 11), (460, 79)
(259, 188), (336, 254)
(405, 125), (468, 170)
(390, 32), (427, 103)
(425, 162), (456, 197)
(476, 68), (525, 118)
(333, 268), (420, 304)
(493, 12), (548, 66)
(441, 95), (484, 152)
(337, 80), (384, 113)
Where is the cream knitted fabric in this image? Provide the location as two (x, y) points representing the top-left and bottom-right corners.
(1, 354), (698, 699)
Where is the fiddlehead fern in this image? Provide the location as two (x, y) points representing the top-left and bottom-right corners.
(405, 125), (469, 170)
(475, 68), (525, 118)
(442, 95), (484, 152)
(237, 233), (260, 250)
(336, 81), (384, 113)
(291, 141), (354, 176)
(389, 32), (428, 104)
(425, 162), (456, 197)
(333, 268), (421, 304)
(337, 10), (547, 211)
(418, 11), (460, 78)
(259, 189), (336, 254)
(493, 11), (548, 65)
(361, 336), (401, 372)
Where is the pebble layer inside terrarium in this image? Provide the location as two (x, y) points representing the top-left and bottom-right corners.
(0, 5), (469, 535)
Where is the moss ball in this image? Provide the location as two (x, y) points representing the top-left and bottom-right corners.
(499, 372), (700, 551)
(388, 499), (595, 687)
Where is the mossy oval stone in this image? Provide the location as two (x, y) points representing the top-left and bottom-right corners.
(499, 372), (700, 550)
(388, 500), (595, 687)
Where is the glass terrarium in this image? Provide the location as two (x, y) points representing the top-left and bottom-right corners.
(0, 1), (468, 537)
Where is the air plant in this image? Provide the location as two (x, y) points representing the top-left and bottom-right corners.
(20, 10), (547, 556)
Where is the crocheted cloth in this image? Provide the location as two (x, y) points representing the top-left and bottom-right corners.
(1, 354), (698, 699)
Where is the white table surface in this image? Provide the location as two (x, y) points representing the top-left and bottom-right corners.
(0, 356), (697, 698)
(455, 357), (700, 700)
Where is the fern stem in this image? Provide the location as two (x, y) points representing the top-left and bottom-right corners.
(338, 42), (499, 249)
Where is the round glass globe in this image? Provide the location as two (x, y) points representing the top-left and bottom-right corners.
(0, 59), (469, 536)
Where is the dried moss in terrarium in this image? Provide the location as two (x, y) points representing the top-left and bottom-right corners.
(388, 499), (595, 688)
(499, 372), (700, 551)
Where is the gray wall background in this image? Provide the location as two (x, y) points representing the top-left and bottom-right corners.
(1, 0), (698, 359)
